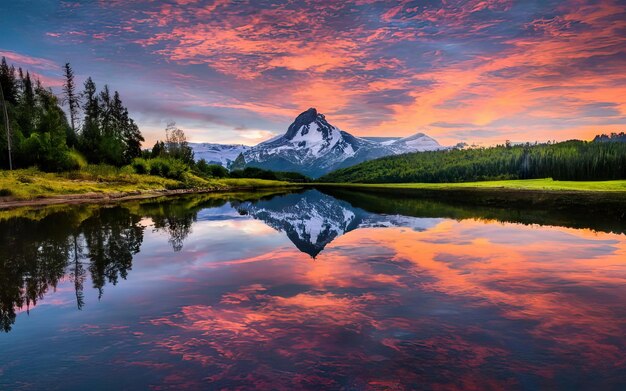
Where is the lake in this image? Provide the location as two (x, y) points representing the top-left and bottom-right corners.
(1, 189), (625, 390)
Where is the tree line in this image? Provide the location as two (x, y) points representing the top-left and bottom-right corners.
(320, 140), (626, 183)
(0, 57), (144, 171)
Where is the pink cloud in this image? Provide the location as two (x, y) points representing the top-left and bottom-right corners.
(0, 50), (58, 71)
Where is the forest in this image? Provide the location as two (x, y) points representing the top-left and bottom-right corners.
(0, 57), (306, 184)
(320, 140), (626, 183)
(0, 57), (144, 171)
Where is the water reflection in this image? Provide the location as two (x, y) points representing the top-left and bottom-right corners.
(1, 190), (625, 389)
(0, 195), (247, 332)
(0, 207), (141, 331)
(235, 190), (438, 257)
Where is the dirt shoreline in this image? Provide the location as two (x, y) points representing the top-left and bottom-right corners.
(0, 186), (298, 210)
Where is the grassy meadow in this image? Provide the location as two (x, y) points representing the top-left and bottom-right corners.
(0, 165), (297, 201)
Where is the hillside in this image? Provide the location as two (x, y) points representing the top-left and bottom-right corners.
(319, 140), (626, 183)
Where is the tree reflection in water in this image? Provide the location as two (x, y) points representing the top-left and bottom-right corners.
(0, 206), (142, 332)
(0, 197), (207, 332)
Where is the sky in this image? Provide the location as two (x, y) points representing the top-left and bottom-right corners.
(0, 0), (625, 146)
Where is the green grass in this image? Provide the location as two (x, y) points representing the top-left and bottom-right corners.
(313, 178), (626, 192)
(3, 166), (623, 205)
(0, 166), (297, 201)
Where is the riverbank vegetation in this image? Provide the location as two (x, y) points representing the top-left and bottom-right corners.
(313, 178), (626, 192)
(0, 166), (297, 201)
(0, 57), (306, 202)
(320, 140), (626, 183)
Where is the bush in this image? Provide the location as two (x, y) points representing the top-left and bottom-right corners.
(147, 157), (188, 180)
(195, 159), (229, 178)
(68, 149), (88, 169)
(49, 151), (82, 172)
(131, 158), (150, 174)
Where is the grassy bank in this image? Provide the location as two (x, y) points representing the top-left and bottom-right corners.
(313, 179), (626, 218)
(0, 166), (297, 204)
(313, 178), (626, 192)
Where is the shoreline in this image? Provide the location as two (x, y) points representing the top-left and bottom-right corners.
(0, 185), (300, 210)
(3, 178), (626, 211)
(313, 182), (626, 218)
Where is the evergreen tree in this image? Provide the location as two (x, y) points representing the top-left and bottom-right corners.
(151, 140), (165, 158)
(0, 58), (145, 170)
(62, 63), (80, 136)
(122, 109), (143, 163)
(80, 77), (101, 163)
(0, 57), (18, 105)
(99, 85), (112, 136)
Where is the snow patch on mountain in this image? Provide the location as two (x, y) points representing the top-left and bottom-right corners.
(190, 143), (250, 166)
(382, 133), (443, 154)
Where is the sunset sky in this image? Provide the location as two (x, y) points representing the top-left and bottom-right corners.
(1, 0), (625, 146)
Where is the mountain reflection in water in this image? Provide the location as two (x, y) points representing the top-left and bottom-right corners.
(0, 190), (625, 390)
(235, 190), (441, 257)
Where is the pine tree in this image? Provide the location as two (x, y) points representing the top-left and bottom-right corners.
(0, 57), (18, 105)
(99, 85), (112, 136)
(80, 77), (101, 163)
(122, 108), (143, 163)
(62, 63), (80, 134)
(151, 140), (165, 158)
(16, 70), (35, 137)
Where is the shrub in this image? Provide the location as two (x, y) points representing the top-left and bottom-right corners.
(50, 151), (82, 172)
(148, 157), (188, 180)
(68, 149), (88, 169)
(131, 158), (150, 174)
(196, 159), (229, 178)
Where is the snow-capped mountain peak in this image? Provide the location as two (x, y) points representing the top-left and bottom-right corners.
(190, 108), (446, 177)
(284, 109), (342, 156)
(241, 108), (371, 177)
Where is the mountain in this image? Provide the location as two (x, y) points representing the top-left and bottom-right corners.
(593, 132), (626, 143)
(381, 133), (442, 154)
(189, 108), (444, 177)
(235, 189), (440, 258)
(241, 108), (399, 177)
(190, 143), (250, 166)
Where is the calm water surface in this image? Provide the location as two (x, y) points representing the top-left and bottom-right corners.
(1, 189), (625, 390)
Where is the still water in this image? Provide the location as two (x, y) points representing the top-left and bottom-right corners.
(1, 189), (625, 390)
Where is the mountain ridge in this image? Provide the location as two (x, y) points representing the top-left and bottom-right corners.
(190, 108), (444, 177)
